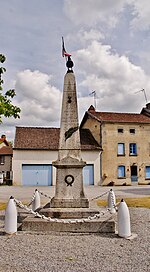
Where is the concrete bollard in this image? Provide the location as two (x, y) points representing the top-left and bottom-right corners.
(5, 196), (17, 234)
(107, 189), (116, 213)
(32, 189), (41, 211)
(117, 199), (131, 238)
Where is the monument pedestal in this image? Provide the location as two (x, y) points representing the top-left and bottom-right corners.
(50, 198), (89, 208)
(22, 216), (115, 233)
(51, 156), (89, 208)
(40, 207), (98, 218)
(21, 206), (116, 233)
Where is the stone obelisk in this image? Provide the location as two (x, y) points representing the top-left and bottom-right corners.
(51, 57), (89, 208)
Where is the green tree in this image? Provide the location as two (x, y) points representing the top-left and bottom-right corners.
(0, 54), (21, 123)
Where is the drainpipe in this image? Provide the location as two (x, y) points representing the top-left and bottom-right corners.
(100, 121), (103, 185)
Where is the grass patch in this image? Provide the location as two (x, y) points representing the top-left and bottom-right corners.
(1, 197), (150, 210)
(0, 203), (7, 211)
(0, 201), (28, 211)
(97, 197), (150, 209)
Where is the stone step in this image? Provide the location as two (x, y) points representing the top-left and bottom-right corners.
(21, 215), (116, 233)
(39, 208), (100, 219)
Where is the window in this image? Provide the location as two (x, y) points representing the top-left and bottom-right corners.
(118, 128), (123, 133)
(0, 156), (5, 165)
(130, 128), (135, 134)
(118, 165), (125, 178)
(145, 166), (150, 179)
(118, 143), (125, 155)
(129, 143), (137, 155)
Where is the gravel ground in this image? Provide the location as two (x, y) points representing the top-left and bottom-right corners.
(0, 207), (149, 272)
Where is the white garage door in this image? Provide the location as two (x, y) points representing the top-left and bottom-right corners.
(22, 164), (52, 186)
(83, 164), (94, 185)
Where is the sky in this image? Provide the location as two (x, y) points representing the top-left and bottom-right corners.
(0, 0), (150, 141)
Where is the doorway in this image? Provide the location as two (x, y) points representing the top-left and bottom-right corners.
(130, 165), (138, 182)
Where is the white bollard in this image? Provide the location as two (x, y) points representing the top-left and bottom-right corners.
(117, 199), (131, 238)
(32, 189), (41, 211)
(0, 172), (3, 184)
(5, 196), (17, 234)
(107, 189), (116, 213)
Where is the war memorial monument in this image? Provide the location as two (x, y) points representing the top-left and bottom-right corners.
(22, 47), (115, 233)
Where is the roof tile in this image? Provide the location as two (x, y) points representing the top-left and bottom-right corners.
(88, 111), (150, 123)
(14, 127), (101, 150)
(0, 146), (13, 155)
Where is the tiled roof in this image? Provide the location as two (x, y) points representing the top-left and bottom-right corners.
(80, 128), (100, 150)
(14, 127), (101, 151)
(0, 146), (13, 155)
(88, 108), (150, 123)
(14, 127), (59, 150)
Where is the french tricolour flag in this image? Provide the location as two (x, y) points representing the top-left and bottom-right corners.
(62, 37), (71, 57)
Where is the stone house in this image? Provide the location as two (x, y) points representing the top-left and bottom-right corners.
(0, 135), (13, 184)
(80, 104), (150, 185)
(12, 127), (101, 186)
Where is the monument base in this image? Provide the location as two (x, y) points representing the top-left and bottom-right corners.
(21, 206), (116, 233)
(50, 197), (89, 208)
(21, 215), (115, 233)
(39, 207), (98, 218)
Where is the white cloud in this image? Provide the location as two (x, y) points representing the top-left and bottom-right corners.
(73, 29), (104, 46)
(66, 28), (104, 53)
(13, 69), (62, 126)
(1, 0), (150, 142)
(64, 0), (126, 27)
(129, 0), (150, 31)
(80, 29), (104, 41)
(64, 0), (150, 32)
(75, 41), (150, 113)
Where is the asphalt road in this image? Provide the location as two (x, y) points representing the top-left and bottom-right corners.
(0, 184), (149, 204)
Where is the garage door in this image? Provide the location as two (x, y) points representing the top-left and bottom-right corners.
(22, 164), (52, 186)
(83, 164), (94, 185)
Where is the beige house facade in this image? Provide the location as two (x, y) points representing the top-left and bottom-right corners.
(81, 104), (150, 185)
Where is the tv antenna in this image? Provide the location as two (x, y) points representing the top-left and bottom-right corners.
(134, 88), (148, 103)
(89, 91), (96, 109)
